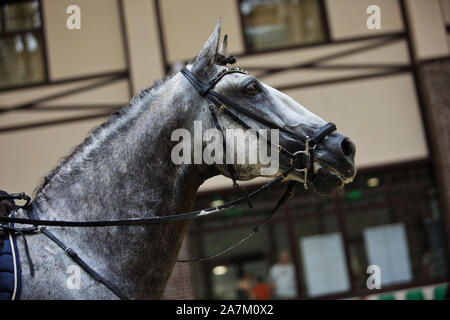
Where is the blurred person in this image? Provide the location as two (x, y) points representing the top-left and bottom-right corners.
(236, 272), (254, 300)
(252, 276), (271, 300)
(268, 250), (297, 299)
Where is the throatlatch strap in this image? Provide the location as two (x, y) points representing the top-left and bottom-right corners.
(208, 104), (253, 209)
(180, 68), (210, 96)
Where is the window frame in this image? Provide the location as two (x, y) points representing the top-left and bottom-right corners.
(188, 159), (450, 299)
(0, 0), (49, 92)
(236, 0), (331, 55)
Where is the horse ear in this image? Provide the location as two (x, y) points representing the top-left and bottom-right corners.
(192, 18), (221, 79)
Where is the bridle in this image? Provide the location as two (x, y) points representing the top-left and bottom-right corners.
(180, 66), (337, 189)
(0, 65), (336, 300)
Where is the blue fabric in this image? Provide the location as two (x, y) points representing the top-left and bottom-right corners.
(0, 232), (21, 300)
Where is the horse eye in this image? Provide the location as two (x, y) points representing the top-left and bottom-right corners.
(245, 82), (260, 95)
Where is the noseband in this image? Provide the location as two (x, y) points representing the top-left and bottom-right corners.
(0, 66), (337, 300)
(181, 66), (336, 189)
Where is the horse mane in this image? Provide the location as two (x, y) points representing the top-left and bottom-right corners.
(34, 75), (173, 198)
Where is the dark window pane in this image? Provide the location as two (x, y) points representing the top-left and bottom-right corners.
(345, 208), (394, 288)
(0, 31), (45, 88)
(188, 162), (448, 299)
(240, 0), (326, 51)
(344, 165), (449, 290)
(0, 0), (44, 89)
(2, 1), (41, 32)
(293, 214), (350, 297)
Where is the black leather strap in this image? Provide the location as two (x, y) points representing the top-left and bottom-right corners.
(181, 67), (336, 155)
(177, 180), (297, 263)
(39, 226), (129, 300)
(25, 207), (129, 299)
(0, 166), (295, 228)
(208, 91), (307, 143)
(180, 66), (337, 190)
(208, 104), (253, 209)
(180, 67), (209, 95)
(309, 122), (337, 146)
(207, 94), (298, 160)
(0, 66), (338, 300)
(181, 66), (248, 97)
(181, 67), (308, 143)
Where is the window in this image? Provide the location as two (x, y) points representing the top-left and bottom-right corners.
(344, 165), (449, 291)
(300, 232), (350, 297)
(188, 161), (448, 299)
(0, 0), (46, 89)
(239, 0), (328, 52)
(188, 190), (292, 300)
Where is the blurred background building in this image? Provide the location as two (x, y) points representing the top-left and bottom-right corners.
(0, 0), (449, 299)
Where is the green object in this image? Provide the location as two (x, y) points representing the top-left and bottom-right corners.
(405, 290), (425, 300)
(378, 294), (395, 300)
(433, 285), (447, 300)
(225, 207), (244, 217)
(210, 196), (225, 208)
(345, 190), (362, 201)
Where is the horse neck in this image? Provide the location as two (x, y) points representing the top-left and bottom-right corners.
(34, 76), (211, 220)
(31, 76), (215, 298)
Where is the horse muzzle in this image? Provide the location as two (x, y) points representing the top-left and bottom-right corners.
(312, 132), (356, 193)
(281, 129), (356, 194)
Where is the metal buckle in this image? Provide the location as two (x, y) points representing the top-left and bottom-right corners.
(290, 136), (315, 189)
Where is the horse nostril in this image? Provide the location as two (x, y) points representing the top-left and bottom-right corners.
(341, 138), (356, 158)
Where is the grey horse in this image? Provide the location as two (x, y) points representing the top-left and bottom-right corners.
(12, 20), (355, 299)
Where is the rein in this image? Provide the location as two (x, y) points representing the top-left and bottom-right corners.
(0, 65), (336, 300)
(0, 168), (295, 300)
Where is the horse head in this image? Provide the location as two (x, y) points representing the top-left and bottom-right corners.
(182, 19), (356, 195)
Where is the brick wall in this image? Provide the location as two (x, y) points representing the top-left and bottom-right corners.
(419, 58), (450, 251)
(162, 237), (196, 299)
